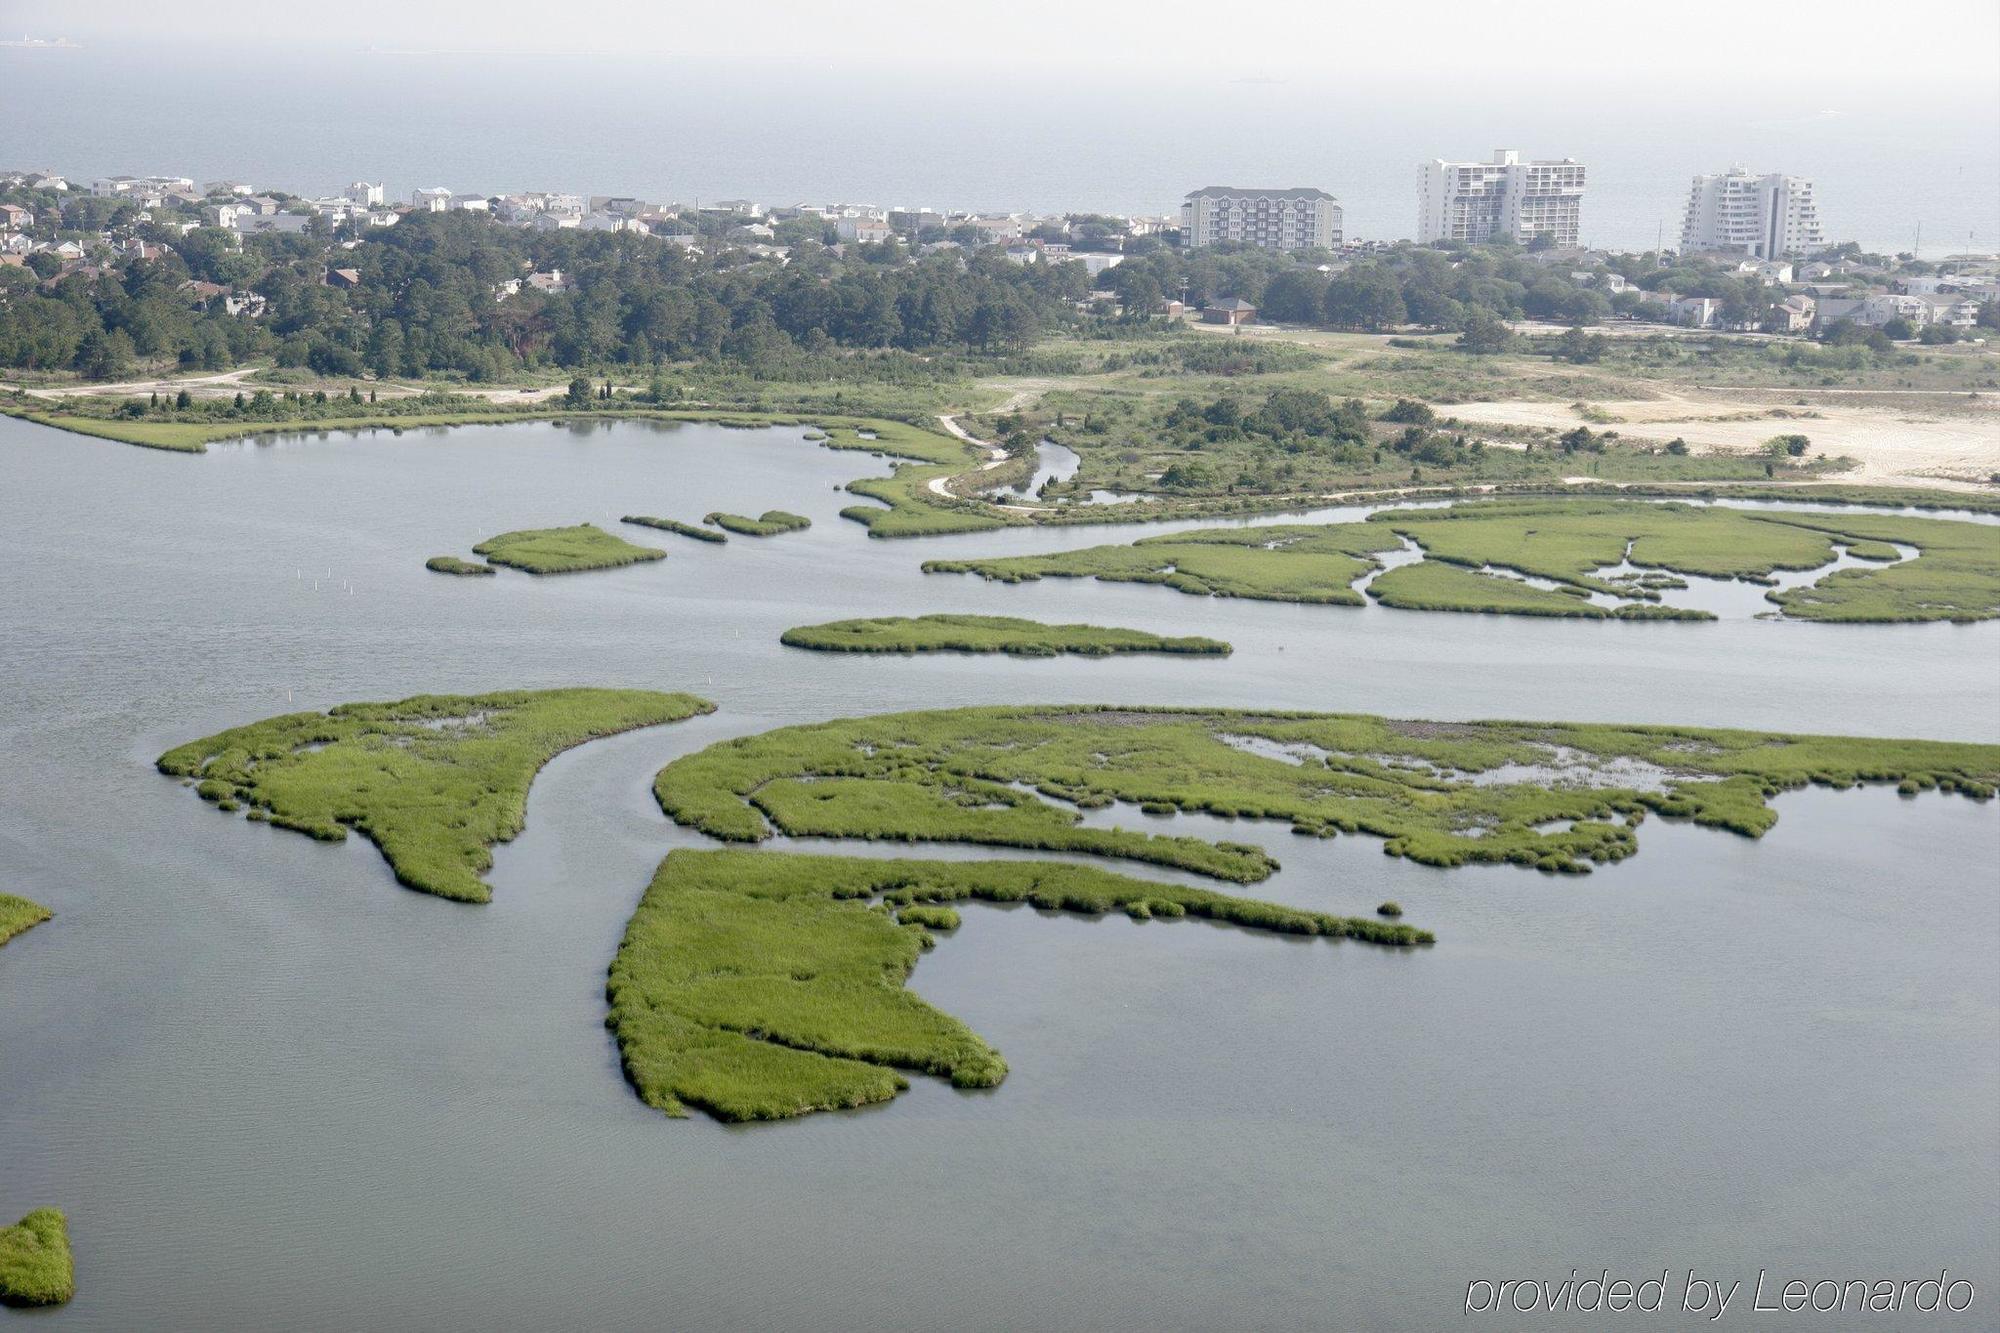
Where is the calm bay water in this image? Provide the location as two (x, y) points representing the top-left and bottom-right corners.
(0, 415), (1995, 1329)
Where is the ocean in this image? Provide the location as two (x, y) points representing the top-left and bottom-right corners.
(3, 43), (1996, 254)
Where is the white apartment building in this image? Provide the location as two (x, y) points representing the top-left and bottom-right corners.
(1680, 168), (1825, 259)
(1181, 187), (1342, 251)
(1417, 150), (1587, 247)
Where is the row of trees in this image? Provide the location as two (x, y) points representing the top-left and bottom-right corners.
(0, 211), (1089, 377)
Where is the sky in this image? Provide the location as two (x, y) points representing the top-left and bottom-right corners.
(6, 0), (1998, 79)
(3, 0), (1995, 250)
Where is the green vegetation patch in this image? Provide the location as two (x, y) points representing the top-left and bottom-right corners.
(0, 1208), (74, 1308)
(1374, 500), (2000, 622)
(1365, 560), (1713, 620)
(703, 510), (811, 537)
(159, 688), (714, 903)
(780, 614), (1230, 657)
(929, 499), (2000, 623)
(622, 515), (727, 544)
(1759, 511), (2000, 623)
(654, 705), (1998, 878)
(425, 555), (495, 577)
(842, 466), (1017, 538)
(11, 410), (210, 452)
(469, 523), (666, 575)
(0, 893), (52, 947)
(925, 523), (1405, 605)
(607, 849), (1429, 1122)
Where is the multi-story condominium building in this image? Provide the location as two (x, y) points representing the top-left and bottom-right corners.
(1181, 187), (1342, 251)
(1680, 168), (1826, 259)
(1417, 150), (1587, 247)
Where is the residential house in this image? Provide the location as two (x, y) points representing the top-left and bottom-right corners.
(0, 203), (34, 229)
(529, 211), (581, 232)
(452, 194), (490, 212)
(411, 187), (454, 211)
(224, 292), (267, 318)
(580, 211), (646, 234)
(835, 217), (893, 244)
(969, 215), (1022, 245)
(0, 233), (33, 256)
(233, 213), (312, 236)
(1813, 293), (1930, 329)
(344, 181), (385, 206)
(1664, 295), (1720, 328)
(1202, 297), (1258, 325)
(242, 195), (282, 216)
(526, 269), (568, 294)
(325, 267), (362, 288)
(1915, 293), (1980, 327)
(1773, 294), (1816, 332)
(203, 202), (243, 229)
(1736, 259), (1794, 283)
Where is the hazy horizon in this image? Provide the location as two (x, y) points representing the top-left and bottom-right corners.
(5, 43), (1997, 254)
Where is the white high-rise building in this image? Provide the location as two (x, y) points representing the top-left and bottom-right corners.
(1417, 150), (1587, 247)
(344, 181), (385, 207)
(1680, 168), (1825, 259)
(1181, 187), (1342, 251)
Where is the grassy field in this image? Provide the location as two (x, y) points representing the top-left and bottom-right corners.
(469, 524), (666, 575)
(0, 1208), (73, 1308)
(926, 523), (1405, 605)
(928, 499), (2000, 623)
(653, 705), (1999, 879)
(0, 893), (52, 947)
(781, 614), (1231, 657)
(158, 689), (713, 903)
(703, 510), (811, 537)
(1760, 511), (2000, 622)
(1375, 501), (2000, 622)
(841, 465), (1018, 537)
(1363, 560), (1695, 619)
(622, 516), (728, 543)
(606, 849), (1429, 1122)
(424, 555), (495, 577)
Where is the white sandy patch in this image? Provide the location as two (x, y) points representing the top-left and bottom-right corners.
(1450, 391), (2000, 491)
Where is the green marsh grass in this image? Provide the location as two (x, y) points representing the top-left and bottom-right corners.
(469, 524), (666, 574)
(653, 705), (1999, 879)
(780, 614), (1231, 657)
(0, 1209), (73, 1308)
(703, 510), (812, 537)
(606, 849), (1430, 1122)
(424, 555), (495, 577)
(0, 893), (52, 947)
(159, 689), (713, 903)
(622, 516), (728, 544)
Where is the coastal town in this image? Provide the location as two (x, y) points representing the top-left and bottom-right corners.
(3, 152), (1995, 353)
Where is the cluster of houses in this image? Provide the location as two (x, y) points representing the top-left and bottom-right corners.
(1652, 256), (1996, 334)
(5, 166), (1992, 343)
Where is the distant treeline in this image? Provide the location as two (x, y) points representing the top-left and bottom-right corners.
(0, 211), (1090, 378)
